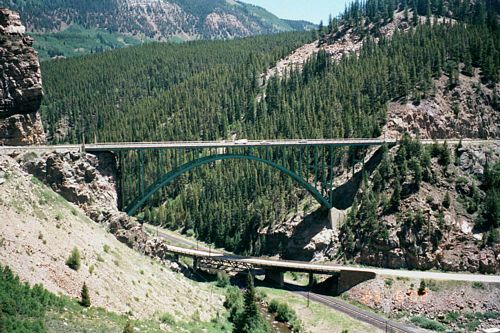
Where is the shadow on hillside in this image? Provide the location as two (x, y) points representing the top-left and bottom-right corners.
(331, 146), (385, 210)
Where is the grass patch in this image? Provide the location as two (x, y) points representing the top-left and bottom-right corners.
(258, 287), (377, 333)
(411, 316), (446, 331)
(472, 281), (484, 289)
(31, 25), (146, 60)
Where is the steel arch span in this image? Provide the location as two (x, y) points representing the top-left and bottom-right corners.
(125, 154), (332, 216)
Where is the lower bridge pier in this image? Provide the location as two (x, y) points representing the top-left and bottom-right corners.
(308, 272), (315, 288)
(264, 268), (284, 287)
(165, 245), (382, 296)
(314, 270), (376, 295)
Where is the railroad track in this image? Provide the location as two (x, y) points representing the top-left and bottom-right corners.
(284, 284), (421, 333)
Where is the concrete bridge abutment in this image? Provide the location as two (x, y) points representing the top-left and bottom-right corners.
(314, 270), (376, 295)
(264, 269), (284, 287)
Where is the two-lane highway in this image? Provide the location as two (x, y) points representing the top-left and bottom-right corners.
(1, 138), (498, 154)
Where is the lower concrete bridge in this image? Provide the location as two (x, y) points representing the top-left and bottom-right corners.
(165, 244), (500, 295)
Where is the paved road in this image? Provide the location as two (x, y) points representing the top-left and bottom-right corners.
(163, 244), (500, 283)
(0, 139), (498, 153)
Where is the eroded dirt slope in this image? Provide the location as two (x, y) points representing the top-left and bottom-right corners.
(0, 154), (222, 321)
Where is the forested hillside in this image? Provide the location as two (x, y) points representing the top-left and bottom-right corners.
(0, 0), (314, 58)
(38, 0), (499, 257)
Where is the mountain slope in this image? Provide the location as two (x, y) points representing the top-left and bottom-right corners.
(0, 154), (224, 321)
(1, 0), (308, 40)
(36, 0), (499, 264)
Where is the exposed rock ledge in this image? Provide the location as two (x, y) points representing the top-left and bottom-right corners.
(0, 8), (45, 145)
(20, 150), (148, 249)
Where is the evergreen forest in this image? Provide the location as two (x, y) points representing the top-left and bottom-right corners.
(39, 0), (500, 255)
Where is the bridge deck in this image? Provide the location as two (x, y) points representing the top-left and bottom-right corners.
(167, 245), (500, 283)
(0, 139), (497, 153)
(0, 139), (500, 153)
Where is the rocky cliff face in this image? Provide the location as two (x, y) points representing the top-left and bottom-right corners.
(0, 8), (45, 145)
(346, 143), (500, 274)
(21, 150), (147, 249)
(385, 71), (500, 139)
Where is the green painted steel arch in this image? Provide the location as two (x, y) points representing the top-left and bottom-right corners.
(125, 154), (332, 216)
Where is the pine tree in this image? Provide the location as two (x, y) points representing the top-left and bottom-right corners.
(439, 142), (451, 167)
(418, 280), (427, 295)
(390, 177), (402, 211)
(80, 282), (91, 307)
(442, 192), (451, 209)
(235, 274), (269, 333)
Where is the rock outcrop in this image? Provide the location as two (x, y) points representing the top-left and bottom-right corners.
(0, 8), (45, 145)
(385, 71), (500, 139)
(21, 151), (147, 249)
(348, 144), (500, 274)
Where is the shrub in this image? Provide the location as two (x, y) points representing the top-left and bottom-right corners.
(442, 192), (451, 209)
(384, 278), (393, 288)
(268, 299), (279, 313)
(256, 290), (267, 302)
(160, 313), (176, 325)
(216, 271), (230, 288)
(444, 311), (460, 323)
(472, 282), (484, 289)
(123, 321), (134, 333)
(268, 299), (297, 324)
(275, 302), (296, 323)
(80, 282), (91, 307)
(418, 280), (427, 295)
(410, 316), (446, 331)
(224, 286), (243, 324)
(66, 247), (81, 271)
(466, 319), (481, 331)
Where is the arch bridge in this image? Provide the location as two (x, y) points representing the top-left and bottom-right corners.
(84, 139), (396, 216)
